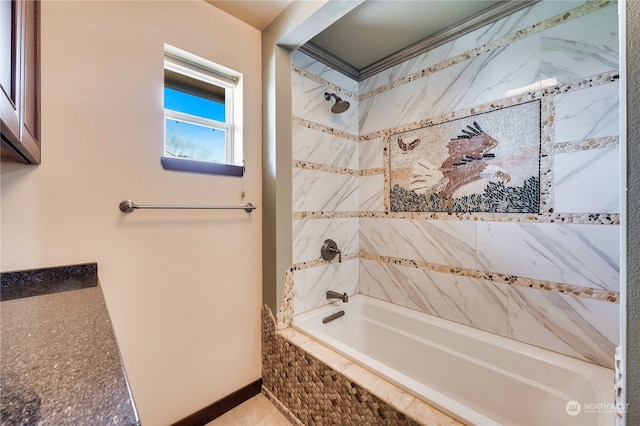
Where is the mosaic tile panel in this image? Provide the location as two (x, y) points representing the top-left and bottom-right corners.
(389, 101), (541, 213)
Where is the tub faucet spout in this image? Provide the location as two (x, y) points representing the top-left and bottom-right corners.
(326, 290), (348, 303)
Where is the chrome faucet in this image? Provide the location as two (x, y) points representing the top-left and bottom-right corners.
(326, 290), (348, 303)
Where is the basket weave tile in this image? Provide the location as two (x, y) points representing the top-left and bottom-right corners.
(262, 305), (423, 425)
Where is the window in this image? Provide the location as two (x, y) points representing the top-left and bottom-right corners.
(162, 45), (243, 176)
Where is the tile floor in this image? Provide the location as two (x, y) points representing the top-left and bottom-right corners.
(206, 394), (293, 426)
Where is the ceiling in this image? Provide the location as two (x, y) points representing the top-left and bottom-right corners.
(206, 1), (293, 31)
(207, 0), (538, 81)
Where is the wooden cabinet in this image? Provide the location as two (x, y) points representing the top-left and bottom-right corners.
(1, 0), (40, 164)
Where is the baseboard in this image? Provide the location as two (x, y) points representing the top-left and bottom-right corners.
(171, 378), (263, 426)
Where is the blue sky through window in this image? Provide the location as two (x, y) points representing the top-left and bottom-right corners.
(164, 88), (225, 121)
(164, 87), (226, 163)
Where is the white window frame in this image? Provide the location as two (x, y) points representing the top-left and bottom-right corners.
(162, 44), (243, 176)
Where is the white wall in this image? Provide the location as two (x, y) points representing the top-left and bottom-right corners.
(0, 1), (262, 424)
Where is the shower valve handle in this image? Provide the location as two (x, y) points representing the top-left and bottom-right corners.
(321, 239), (342, 263)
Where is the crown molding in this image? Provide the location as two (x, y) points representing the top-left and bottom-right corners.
(299, 0), (540, 82)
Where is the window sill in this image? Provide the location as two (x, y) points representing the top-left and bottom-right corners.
(161, 157), (244, 177)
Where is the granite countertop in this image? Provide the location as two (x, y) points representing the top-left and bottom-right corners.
(0, 264), (139, 425)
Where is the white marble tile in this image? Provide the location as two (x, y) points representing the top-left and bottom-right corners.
(388, 219), (476, 269)
(359, 32), (476, 96)
(292, 50), (359, 94)
(292, 124), (358, 169)
(476, 222), (620, 291)
(359, 175), (385, 211)
(359, 137), (384, 170)
(475, 1), (586, 46)
(359, 77), (429, 135)
(293, 268), (306, 314)
(291, 70), (305, 118)
(508, 285), (619, 368)
(292, 218), (358, 264)
(303, 77), (358, 134)
(359, 260), (409, 306)
(554, 146), (620, 214)
(414, 31), (476, 73)
(292, 169), (358, 212)
(554, 82), (620, 143)
(305, 260), (359, 311)
(457, 34), (542, 110)
(406, 268), (509, 336)
(359, 218), (390, 256)
(541, 4), (618, 83)
(422, 60), (474, 119)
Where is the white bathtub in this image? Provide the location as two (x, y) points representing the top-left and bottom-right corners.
(292, 294), (614, 426)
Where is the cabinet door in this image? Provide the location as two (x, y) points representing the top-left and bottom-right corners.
(20, 0), (40, 160)
(0, 0), (40, 164)
(0, 0), (20, 144)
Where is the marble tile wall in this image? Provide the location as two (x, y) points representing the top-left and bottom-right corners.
(290, 0), (620, 368)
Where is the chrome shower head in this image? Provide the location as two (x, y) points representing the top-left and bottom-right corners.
(324, 92), (350, 114)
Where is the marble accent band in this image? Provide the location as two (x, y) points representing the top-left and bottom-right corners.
(292, 117), (359, 142)
(292, 160), (384, 177)
(292, 210), (620, 225)
(359, 70), (619, 142)
(554, 136), (620, 154)
(358, 1), (616, 101)
(293, 66), (358, 100)
(359, 252), (619, 304)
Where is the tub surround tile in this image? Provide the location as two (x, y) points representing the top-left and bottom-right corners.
(263, 307), (458, 426)
(304, 259), (358, 311)
(508, 286), (619, 368)
(290, 0), (620, 374)
(359, 218), (390, 256)
(292, 268), (306, 316)
(342, 363), (416, 411)
(540, 4), (618, 83)
(292, 169), (358, 212)
(553, 146), (620, 214)
(388, 219), (476, 270)
(359, 77), (429, 135)
(406, 268), (509, 337)
(302, 77), (358, 135)
(359, 175), (385, 211)
(475, 1), (588, 46)
(292, 218), (358, 264)
(476, 222), (620, 291)
(292, 52), (359, 94)
(299, 338), (355, 373)
(359, 260), (409, 307)
(292, 125), (358, 169)
(554, 82), (620, 144)
(359, 137), (384, 171)
(358, 252), (619, 304)
(405, 398), (464, 426)
(458, 35), (542, 110)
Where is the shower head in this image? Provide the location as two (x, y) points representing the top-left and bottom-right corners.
(324, 92), (350, 114)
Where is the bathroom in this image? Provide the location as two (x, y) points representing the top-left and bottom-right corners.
(0, 0), (638, 425)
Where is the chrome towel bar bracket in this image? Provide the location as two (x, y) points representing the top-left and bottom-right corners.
(118, 200), (257, 214)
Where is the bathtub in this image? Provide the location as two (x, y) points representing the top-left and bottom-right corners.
(292, 294), (614, 426)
